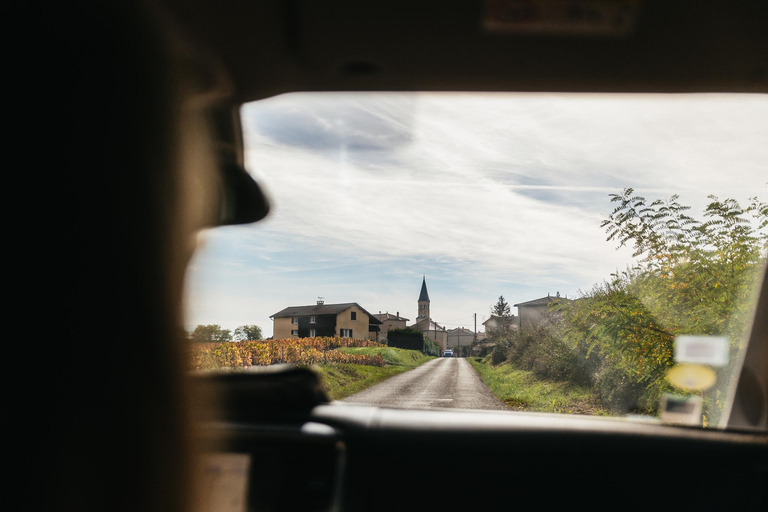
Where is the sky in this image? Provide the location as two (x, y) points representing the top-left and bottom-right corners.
(184, 92), (768, 338)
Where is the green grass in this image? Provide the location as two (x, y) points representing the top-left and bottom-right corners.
(311, 347), (433, 400)
(467, 357), (609, 416)
(338, 346), (433, 366)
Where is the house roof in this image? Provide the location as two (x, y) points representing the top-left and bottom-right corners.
(271, 302), (383, 323)
(446, 327), (474, 335)
(513, 295), (572, 307)
(374, 313), (409, 321)
(418, 276), (430, 302)
(483, 314), (518, 325)
(411, 317), (443, 331)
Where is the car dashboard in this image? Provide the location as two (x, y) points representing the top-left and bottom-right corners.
(192, 368), (767, 512)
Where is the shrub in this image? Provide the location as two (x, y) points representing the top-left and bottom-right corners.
(490, 343), (508, 365)
(501, 324), (592, 386)
(591, 364), (654, 414)
(387, 327), (441, 355)
(476, 344), (493, 358)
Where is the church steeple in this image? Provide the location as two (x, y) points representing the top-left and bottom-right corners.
(417, 276), (430, 320)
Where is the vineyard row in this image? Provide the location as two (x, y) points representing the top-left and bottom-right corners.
(189, 337), (386, 370)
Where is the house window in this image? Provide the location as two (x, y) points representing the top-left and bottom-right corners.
(291, 329), (298, 336)
(351, 312), (357, 321)
(291, 317), (298, 324)
(310, 316), (316, 324)
(310, 328), (316, 337)
(340, 329), (352, 338)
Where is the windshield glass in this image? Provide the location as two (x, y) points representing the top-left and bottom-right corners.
(185, 92), (767, 429)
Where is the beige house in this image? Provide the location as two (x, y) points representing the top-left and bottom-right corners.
(482, 314), (518, 339)
(446, 327), (475, 349)
(271, 301), (382, 340)
(373, 311), (409, 341)
(411, 318), (447, 349)
(513, 292), (571, 332)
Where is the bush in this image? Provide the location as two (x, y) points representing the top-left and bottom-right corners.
(387, 327), (426, 351)
(387, 327), (441, 356)
(490, 343), (508, 365)
(591, 364), (654, 414)
(476, 344), (493, 358)
(502, 324), (592, 386)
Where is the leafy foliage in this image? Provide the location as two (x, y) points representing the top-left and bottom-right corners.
(492, 295), (511, 318)
(233, 324), (263, 341)
(559, 190), (766, 419)
(189, 324), (232, 343)
(387, 327), (442, 355)
(491, 322), (590, 385)
(189, 336), (386, 370)
(488, 295), (516, 343)
(486, 190), (765, 423)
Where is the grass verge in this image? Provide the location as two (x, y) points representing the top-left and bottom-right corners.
(311, 347), (432, 400)
(467, 356), (609, 415)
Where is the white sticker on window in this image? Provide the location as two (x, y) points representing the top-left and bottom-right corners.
(674, 335), (728, 367)
(660, 394), (703, 426)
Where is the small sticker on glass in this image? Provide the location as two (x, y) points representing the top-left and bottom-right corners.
(674, 335), (728, 367)
(660, 394), (703, 426)
(666, 363), (716, 392)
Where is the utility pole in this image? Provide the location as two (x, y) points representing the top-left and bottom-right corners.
(473, 313), (477, 357)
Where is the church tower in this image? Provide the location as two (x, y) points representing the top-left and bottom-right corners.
(417, 276), (430, 321)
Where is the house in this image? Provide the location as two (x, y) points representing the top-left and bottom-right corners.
(482, 314), (518, 339)
(513, 292), (572, 332)
(411, 317), (447, 349)
(270, 300), (382, 340)
(410, 277), (447, 350)
(446, 327), (475, 349)
(373, 311), (409, 341)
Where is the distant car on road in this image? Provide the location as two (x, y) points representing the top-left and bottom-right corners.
(444, 350), (453, 357)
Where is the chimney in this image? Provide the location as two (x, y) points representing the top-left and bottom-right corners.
(396, 311), (399, 318)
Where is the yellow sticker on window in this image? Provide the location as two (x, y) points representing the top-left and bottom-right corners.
(666, 363), (716, 392)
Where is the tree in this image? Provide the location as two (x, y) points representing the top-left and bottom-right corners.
(233, 324), (263, 341)
(599, 189), (766, 341)
(559, 189), (767, 419)
(492, 295), (511, 317)
(189, 324), (232, 343)
(488, 295), (514, 343)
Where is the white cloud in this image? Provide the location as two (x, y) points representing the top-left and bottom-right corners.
(184, 92), (767, 336)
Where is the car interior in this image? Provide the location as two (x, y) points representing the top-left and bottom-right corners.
(56, 1), (766, 511)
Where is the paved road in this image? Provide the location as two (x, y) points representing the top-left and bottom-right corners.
(341, 357), (508, 410)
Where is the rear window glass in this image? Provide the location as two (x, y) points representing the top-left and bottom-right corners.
(186, 92), (767, 429)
